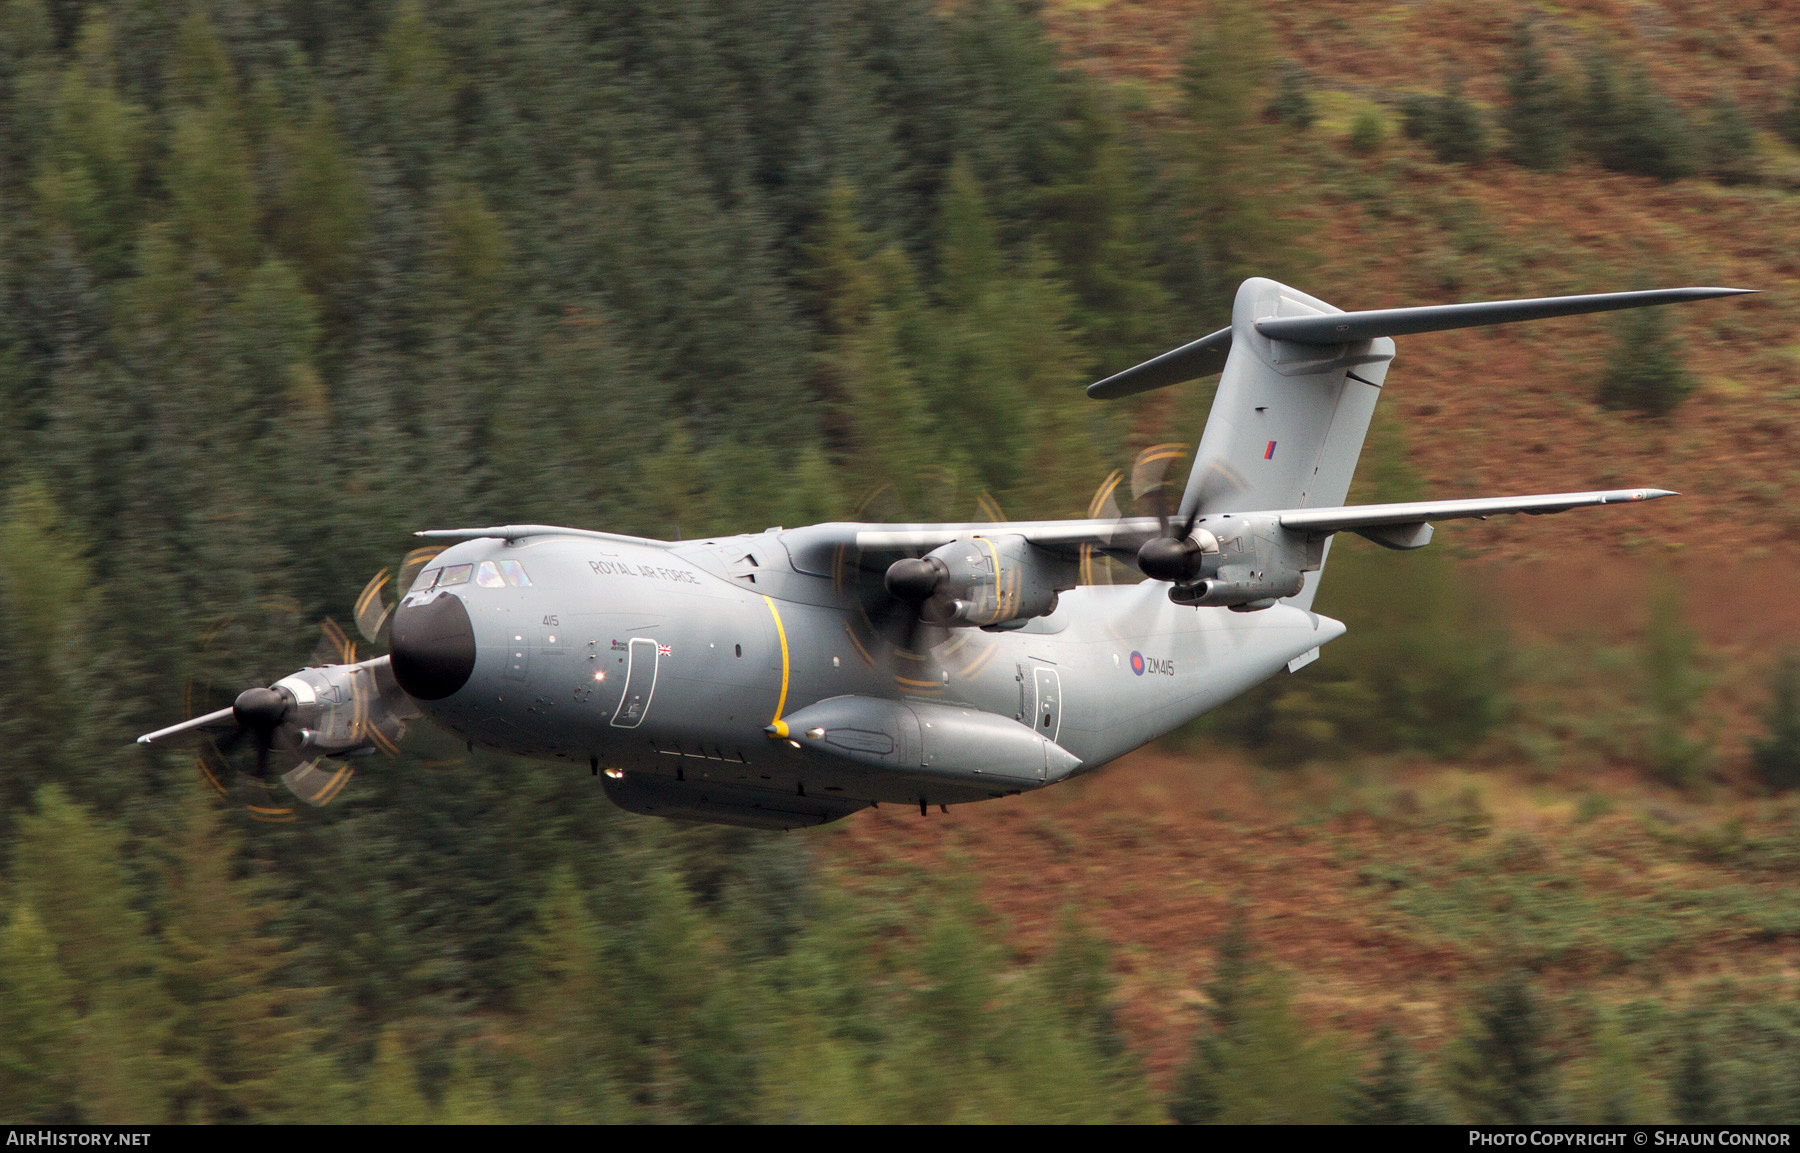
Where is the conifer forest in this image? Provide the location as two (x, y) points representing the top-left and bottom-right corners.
(6, 0), (1800, 1124)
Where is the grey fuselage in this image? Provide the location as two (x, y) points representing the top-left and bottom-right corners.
(398, 530), (1341, 826)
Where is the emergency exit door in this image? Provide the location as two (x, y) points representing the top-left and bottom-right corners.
(610, 638), (660, 728)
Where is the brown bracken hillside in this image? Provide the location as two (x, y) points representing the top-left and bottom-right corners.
(819, 0), (1800, 1089)
(1057, 0), (1800, 564)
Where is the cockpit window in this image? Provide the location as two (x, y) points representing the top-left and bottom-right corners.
(498, 560), (532, 587)
(411, 567), (442, 592)
(437, 563), (474, 587)
(476, 561), (506, 588)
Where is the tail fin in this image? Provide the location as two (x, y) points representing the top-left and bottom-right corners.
(1088, 278), (1750, 609)
(1174, 278), (1392, 528)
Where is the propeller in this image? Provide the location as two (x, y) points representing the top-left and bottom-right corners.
(1080, 443), (1217, 584)
(834, 474), (1001, 691)
(1123, 443), (1220, 584)
(156, 547), (444, 820)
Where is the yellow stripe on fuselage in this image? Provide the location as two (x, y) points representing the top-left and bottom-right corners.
(763, 595), (790, 723)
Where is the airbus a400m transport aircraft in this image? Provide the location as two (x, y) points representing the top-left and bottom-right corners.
(141, 278), (1750, 829)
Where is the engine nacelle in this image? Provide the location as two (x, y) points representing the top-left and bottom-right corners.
(888, 534), (1073, 629)
(1166, 515), (1319, 611)
(270, 656), (418, 758)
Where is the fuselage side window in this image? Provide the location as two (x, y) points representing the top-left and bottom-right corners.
(498, 560), (532, 587)
(475, 561), (506, 588)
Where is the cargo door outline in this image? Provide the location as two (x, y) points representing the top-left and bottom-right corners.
(611, 638), (660, 729)
(1033, 666), (1062, 745)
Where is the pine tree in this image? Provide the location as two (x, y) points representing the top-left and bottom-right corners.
(1349, 108), (1385, 155)
(1503, 21), (1569, 170)
(1265, 63), (1316, 130)
(0, 479), (92, 827)
(1171, 0), (1299, 317)
(1350, 1023), (1438, 1124)
(1701, 94), (1757, 185)
(1752, 654), (1800, 791)
(1450, 970), (1560, 1123)
(1776, 61), (1800, 148)
(159, 795), (320, 1123)
(1579, 50), (1699, 181)
(1406, 77), (1490, 165)
(1169, 910), (1349, 1124)
(1171, 908), (1251, 1123)
(1638, 579), (1711, 788)
(31, 14), (143, 276)
(517, 867), (631, 1122)
(0, 904), (81, 1121)
(1036, 87), (1170, 361)
(163, 9), (259, 279)
(11, 786), (173, 1121)
(1597, 305), (1693, 417)
(362, 1030), (431, 1124)
(1673, 1021), (1720, 1124)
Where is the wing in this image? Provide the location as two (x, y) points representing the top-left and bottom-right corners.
(780, 488), (1674, 570)
(1274, 488), (1677, 532)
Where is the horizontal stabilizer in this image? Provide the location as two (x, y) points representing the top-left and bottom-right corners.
(1275, 488), (1677, 534)
(1087, 327), (1232, 399)
(1087, 285), (1754, 398)
(1255, 287), (1752, 345)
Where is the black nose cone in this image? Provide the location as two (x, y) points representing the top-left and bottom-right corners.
(390, 593), (477, 701)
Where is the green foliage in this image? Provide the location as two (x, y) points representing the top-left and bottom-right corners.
(1349, 1023), (1443, 1124)
(1701, 94), (1758, 185)
(1577, 49), (1699, 181)
(1636, 581), (1712, 788)
(1776, 62), (1800, 149)
(1170, 910), (1350, 1123)
(1597, 305), (1693, 417)
(1170, 0), (1304, 316)
(0, 480), (93, 822)
(1265, 63), (1316, 131)
(0, 904), (81, 1121)
(1574, 1014), (1657, 1124)
(159, 796), (320, 1123)
(1450, 969), (1562, 1123)
(1403, 78), (1490, 165)
(1035, 86), (1170, 360)
(1348, 108), (1386, 156)
(362, 1031), (431, 1124)
(3, 0), (1777, 1130)
(11, 787), (173, 1121)
(1672, 1019), (1720, 1124)
(1751, 654), (1800, 792)
(1209, 540), (1507, 765)
(1502, 21), (1570, 171)
(31, 15), (142, 275)
(1191, 412), (1506, 762)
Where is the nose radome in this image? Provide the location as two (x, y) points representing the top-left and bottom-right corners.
(390, 592), (477, 701)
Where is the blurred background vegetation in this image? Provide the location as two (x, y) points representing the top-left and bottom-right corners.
(3, 0), (1800, 1124)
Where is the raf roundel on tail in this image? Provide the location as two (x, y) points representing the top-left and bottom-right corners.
(139, 278), (1752, 830)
